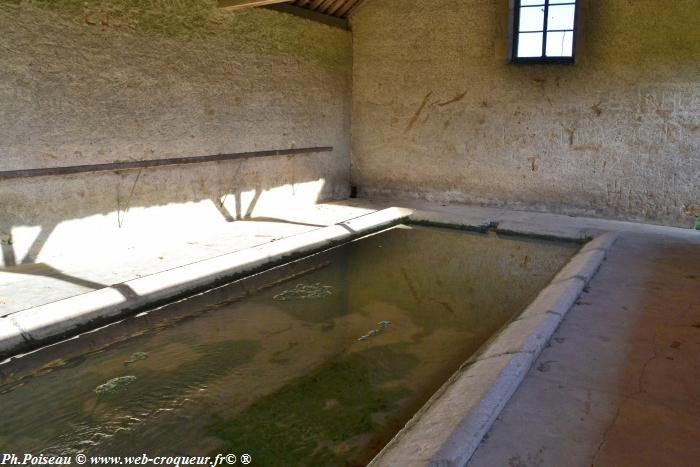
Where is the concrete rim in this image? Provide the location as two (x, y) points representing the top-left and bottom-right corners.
(368, 210), (618, 467)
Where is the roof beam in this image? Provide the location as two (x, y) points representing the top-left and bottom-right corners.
(264, 3), (349, 29)
(217, 0), (293, 11)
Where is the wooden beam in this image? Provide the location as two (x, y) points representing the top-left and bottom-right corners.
(217, 0), (293, 11)
(264, 3), (349, 29)
(0, 147), (333, 180)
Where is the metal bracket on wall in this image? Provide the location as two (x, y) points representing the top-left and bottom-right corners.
(0, 147), (333, 180)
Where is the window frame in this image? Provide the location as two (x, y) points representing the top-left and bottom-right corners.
(509, 0), (579, 65)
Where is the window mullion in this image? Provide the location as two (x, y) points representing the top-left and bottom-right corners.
(541, 0), (550, 57)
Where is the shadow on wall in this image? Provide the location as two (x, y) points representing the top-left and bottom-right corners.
(0, 0), (353, 270)
(0, 152), (337, 270)
(0, 155), (341, 304)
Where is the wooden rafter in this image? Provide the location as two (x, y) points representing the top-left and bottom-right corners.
(217, 0), (292, 11)
(217, 0), (364, 18)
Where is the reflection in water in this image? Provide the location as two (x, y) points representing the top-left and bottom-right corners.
(0, 226), (578, 465)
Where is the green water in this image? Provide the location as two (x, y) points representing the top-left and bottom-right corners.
(0, 226), (578, 466)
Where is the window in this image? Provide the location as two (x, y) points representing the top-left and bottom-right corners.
(510, 0), (578, 64)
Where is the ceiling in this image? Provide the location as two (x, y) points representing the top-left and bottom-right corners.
(290, 0), (365, 18)
(218, 0), (365, 20)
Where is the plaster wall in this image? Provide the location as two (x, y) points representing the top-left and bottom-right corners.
(0, 0), (351, 266)
(351, 0), (700, 227)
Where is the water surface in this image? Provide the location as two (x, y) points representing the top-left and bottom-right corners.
(0, 226), (578, 466)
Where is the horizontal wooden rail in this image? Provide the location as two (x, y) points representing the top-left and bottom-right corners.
(218, 0), (292, 11)
(0, 146), (333, 180)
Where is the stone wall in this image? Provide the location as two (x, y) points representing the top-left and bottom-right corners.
(351, 0), (700, 227)
(0, 0), (352, 265)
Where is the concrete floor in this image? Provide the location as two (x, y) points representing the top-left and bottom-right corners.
(468, 231), (700, 467)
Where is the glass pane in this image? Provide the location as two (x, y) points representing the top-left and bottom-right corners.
(518, 32), (544, 58)
(519, 6), (545, 32)
(549, 0), (575, 4)
(548, 4), (576, 30)
(546, 31), (574, 57)
(520, 0), (543, 5)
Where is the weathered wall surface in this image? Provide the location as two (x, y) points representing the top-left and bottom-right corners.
(351, 0), (700, 227)
(0, 0), (351, 266)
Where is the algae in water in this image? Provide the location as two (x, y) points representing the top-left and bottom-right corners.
(358, 321), (392, 341)
(123, 352), (148, 365)
(95, 376), (136, 395)
(273, 283), (333, 301)
(207, 344), (418, 466)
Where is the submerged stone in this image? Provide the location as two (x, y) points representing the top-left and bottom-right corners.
(95, 376), (137, 395)
(124, 352), (148, 365)
(273, 283), (333, 301)
(358, 321), (392, 341)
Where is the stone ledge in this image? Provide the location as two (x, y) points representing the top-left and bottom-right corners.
(409, 209), (495, 232)
(553, 249), (606, 283)
(495, 220), (589, 242)
(0, 207), (413, 359)
(370, 352), (535, 467)
(518, 278), (586, 320)
(579, 231), (619, 254)
(477, 312), (563, 359)
(0, 318), (26, 356)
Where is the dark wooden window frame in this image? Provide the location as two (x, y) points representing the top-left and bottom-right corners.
(509, 0), (579, 65)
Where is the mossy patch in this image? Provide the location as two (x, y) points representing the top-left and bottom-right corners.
(271, 289), (350, 324)
(273, 283), (334, 301)
(207, 344), (418, 466)
(95, 375), (136, 395)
